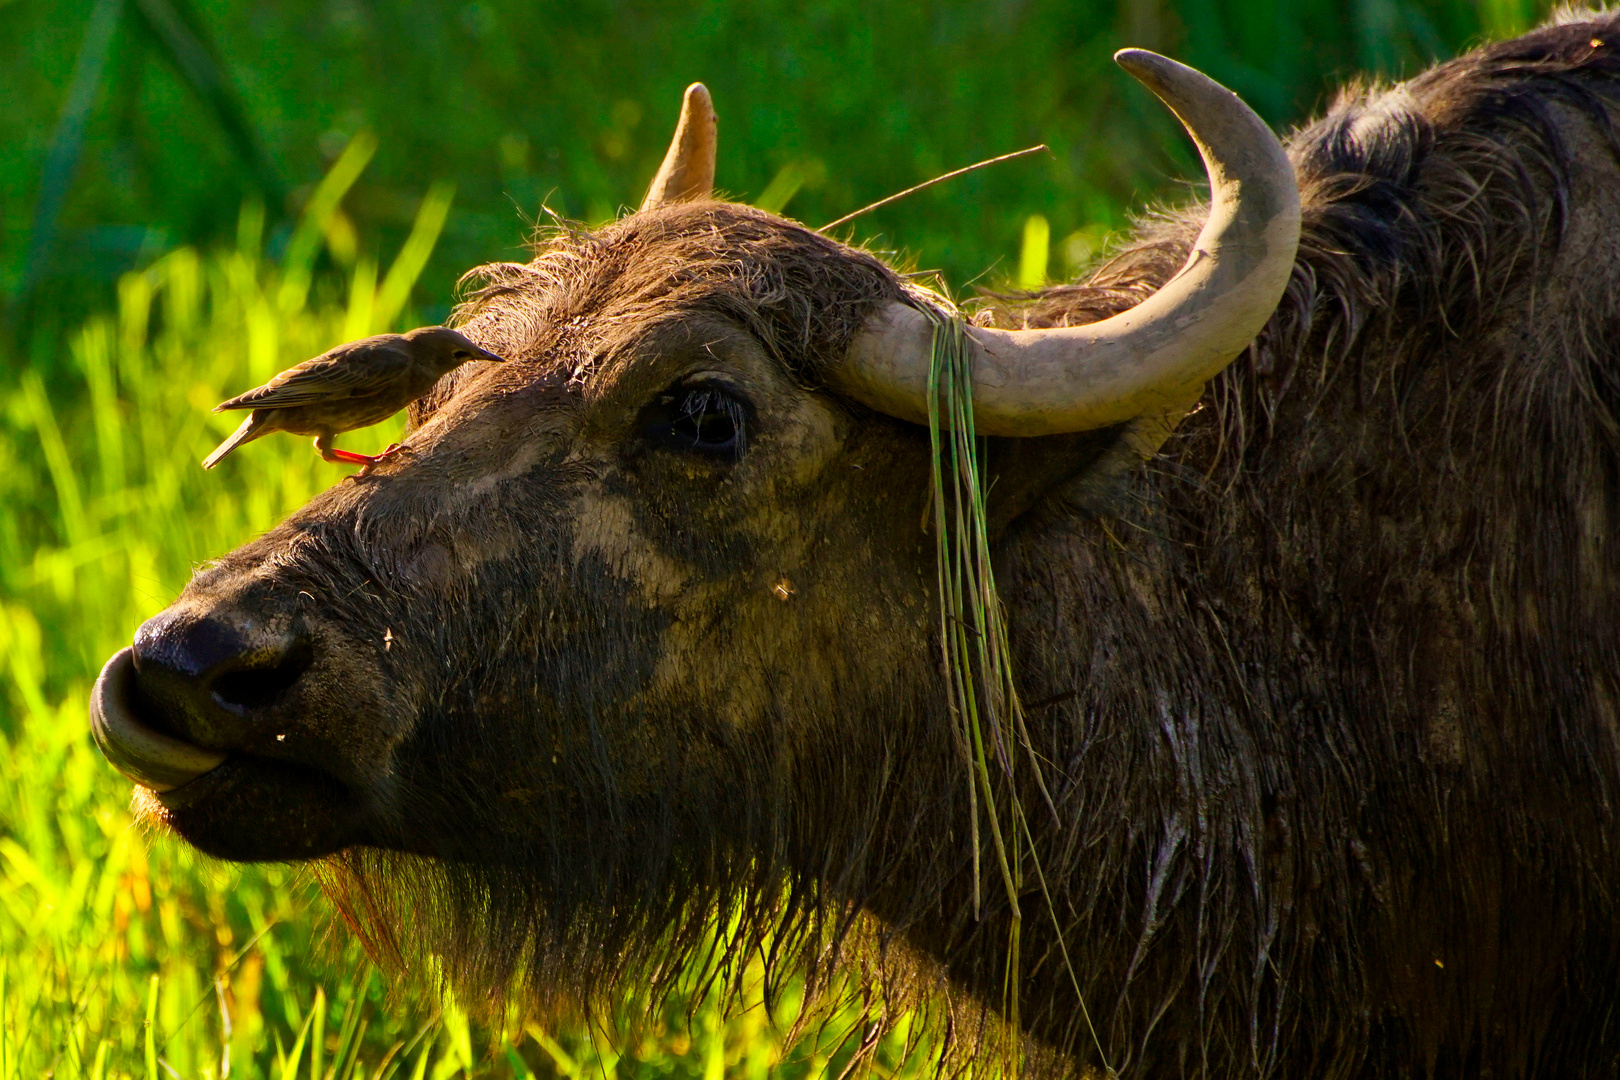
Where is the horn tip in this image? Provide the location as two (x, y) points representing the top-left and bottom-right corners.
(1113, 48), (1174, 79)
(1113, 49), (1225, 108)
(682, 83), (714, 115)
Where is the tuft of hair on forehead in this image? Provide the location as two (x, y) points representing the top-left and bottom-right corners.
(450, 201), (907, 386)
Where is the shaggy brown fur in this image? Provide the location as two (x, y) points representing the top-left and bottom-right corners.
(124, 13), (1620, 1080)
(970, 13), (1620, 1075)
(424, 208), (906, 412)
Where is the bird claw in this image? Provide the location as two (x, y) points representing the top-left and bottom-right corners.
(354, 443), (413, 478)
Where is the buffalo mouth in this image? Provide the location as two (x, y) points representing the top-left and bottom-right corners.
(91, 648), (226, 791)
(90, 647), (369, 860)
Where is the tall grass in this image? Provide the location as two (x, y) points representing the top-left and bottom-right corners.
(0, 173), (453, 1075)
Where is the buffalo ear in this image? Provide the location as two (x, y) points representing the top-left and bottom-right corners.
(641, 83), (717, 210)
(983, 426), (1142, 537)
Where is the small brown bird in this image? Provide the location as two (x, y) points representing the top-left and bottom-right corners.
(203, 326), (505, 472)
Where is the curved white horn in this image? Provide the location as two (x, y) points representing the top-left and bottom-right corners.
(640, 83), (717, 210)
(833, 50), (1301, 438)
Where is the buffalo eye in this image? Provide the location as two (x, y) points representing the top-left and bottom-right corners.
(642, 382), (749, 460)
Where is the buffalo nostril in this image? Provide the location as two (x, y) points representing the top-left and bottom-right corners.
(210, 641), (315, 711)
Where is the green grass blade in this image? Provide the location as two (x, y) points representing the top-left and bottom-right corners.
(89, 1040), (110, 1080)
(504, 1046), (534, 1078)
(279, 1002), (317, 1080)
(1017, 214), (1049, 289)
(343, 257), (379, 340)
(377, 1018), (439, 1080)
(18, 0), (123, 300)
(526, 1025), (577, 1078)
(73, 320), (125, 498)
(327, 987), (361, 1080)
(21, 371), (88, 547)
(337, 1017), (369, 1080)
(129, 0), (286, 208)
(278, 133), (378, 311)
(373, 181), (456, 330)
(405, 1035), (433, 1080)
(310, 986), (326, 1080)
(754, 160), (824, 215)
(0, 958), (9, 1080)
(144, 974), (160, 1080)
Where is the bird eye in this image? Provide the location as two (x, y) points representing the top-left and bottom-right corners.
(641, 382), (749, 461)
(453, 349), (471, 360)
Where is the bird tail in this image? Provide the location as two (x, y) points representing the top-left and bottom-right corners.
(202, 414), (267, 469)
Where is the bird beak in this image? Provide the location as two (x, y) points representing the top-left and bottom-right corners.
(480, 348), (508, 363)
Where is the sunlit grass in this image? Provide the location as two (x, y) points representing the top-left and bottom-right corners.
(0, 178), (456, 1075)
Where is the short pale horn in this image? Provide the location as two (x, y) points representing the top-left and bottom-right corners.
(833, 50), (1301, 438)
(640, 83), (718, 210)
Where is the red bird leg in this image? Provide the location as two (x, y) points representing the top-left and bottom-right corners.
(312, 435), (377, 468)
(313, 436), (411, 477)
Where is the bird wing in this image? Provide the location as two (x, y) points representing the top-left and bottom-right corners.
(214, 341), (413, 411)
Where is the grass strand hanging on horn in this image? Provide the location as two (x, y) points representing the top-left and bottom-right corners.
(917, 291), (1112, 1077)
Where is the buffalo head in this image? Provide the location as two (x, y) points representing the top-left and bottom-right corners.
(91, 52), (1297, 1013)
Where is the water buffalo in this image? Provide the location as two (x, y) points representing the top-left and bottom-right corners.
(92, 14), (1620, 1078)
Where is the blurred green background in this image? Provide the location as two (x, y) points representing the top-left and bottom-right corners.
(0, 0), (1560, 1076)
(7, 0), (1551, 329)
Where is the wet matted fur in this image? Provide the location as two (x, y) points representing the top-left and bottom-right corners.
(156, 13), (1620, 1080)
